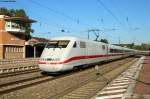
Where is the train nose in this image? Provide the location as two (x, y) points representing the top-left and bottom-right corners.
(39, 64), (62, 72)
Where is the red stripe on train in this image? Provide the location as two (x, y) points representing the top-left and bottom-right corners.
(38, 53), (124, 64)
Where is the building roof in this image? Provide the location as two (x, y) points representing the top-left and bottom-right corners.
(4, 16), (36, 23)
(31, 37), (50, 42)
(26, 37), (50, 45)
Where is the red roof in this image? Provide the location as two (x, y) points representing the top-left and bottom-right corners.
(29, 37), (49, 42)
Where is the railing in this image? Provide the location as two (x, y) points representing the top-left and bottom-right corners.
(5, 27), (25, 33)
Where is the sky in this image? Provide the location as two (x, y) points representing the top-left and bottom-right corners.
(0, 0), (150, 44)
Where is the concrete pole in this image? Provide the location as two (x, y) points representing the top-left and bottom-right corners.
(95, 65), (100, 75)
(23, 45), (26, 58)
(0, 45), (4, 59)
(34, 45), (36, 58)
(88, 29), (89, 40)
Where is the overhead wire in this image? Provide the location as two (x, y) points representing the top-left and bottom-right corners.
(25, 0), (99, 39)
(97, 0), (124, 26)
(96, 0), (136, 44)
(29, 0), (79, 24)
(16, 1), (80, 35)
(28, 0), (95, 28)
(96, 0), (128, 30)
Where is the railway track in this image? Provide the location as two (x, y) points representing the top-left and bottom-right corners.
(0, 68), (40, 78)
(0, 67), (87, 95)
(0, 75), (51, 95)
(0, 57), (137, 98)
(50, 58), (137, 99)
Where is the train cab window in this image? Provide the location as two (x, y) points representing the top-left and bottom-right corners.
(80, 41), (86, 48)
(46, 40), (70, 48)
(73, 42), (77, 48)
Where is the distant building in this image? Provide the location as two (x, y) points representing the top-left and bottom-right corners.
(0, 15), (36, 59)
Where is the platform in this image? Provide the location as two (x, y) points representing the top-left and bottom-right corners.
(93, 56), (150, 99)
(0, 58), (39, 73)
(126, 56), (150, 99)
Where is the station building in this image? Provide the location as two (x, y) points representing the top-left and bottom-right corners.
(0, 15), (36, 59)
(25, 37), (49, 58)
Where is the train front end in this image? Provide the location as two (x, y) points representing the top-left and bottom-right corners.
(38, 40), (70, 73)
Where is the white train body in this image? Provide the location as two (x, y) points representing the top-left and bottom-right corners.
(38, 37), (135, 72)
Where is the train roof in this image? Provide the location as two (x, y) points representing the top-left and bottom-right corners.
(50, 36), (107, 44)
(50, 36), (79, 41)
(50, 36), (136, 51)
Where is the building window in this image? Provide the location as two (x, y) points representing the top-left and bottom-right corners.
(20, 47), (23, 52)
(8, 46), (10, 52)
(5, 47), (8, 52)
(11, 46), (13, 52)
(16, 47), (18, 52)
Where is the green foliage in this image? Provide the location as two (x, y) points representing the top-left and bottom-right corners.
(0, 8), (27, 17)
(133, 44), (150, 50)
(100, 39), (108, 44)
(94, 38), (109, 44)
(128, 43), (134, 48)
(121, 43), (150, 50)
(14, 9), (27, 17)
(0, 7), (34, 40)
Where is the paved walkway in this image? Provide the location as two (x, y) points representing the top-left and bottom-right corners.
(92, 56), (150, 99)
(126, 56), (150, 99)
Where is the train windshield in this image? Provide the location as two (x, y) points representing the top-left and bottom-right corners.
(46, 40), (70, 48)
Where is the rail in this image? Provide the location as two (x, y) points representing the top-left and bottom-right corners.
(0, 57), (137, 98)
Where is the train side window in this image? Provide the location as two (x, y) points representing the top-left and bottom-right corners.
(102, 45), (105, 50)
(73, 42), (77, 48)
(80, 41), (86, 48)
(110, 48), (114, 53)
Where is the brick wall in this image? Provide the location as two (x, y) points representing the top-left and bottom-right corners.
(0, 16), (25, 59)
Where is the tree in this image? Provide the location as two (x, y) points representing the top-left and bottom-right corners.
(15, 9), (27, 17)
(100, 39), (108, 44)
(128, 43), (134, 48)
(0, 8), (28, 17)
(0, 8), (10, 16)
(9, 9), (16, 16)
(94, 38), (108, 44)
(0, 7), (34, 40)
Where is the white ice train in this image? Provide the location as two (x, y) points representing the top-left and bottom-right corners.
(38, 36), (136, 73)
